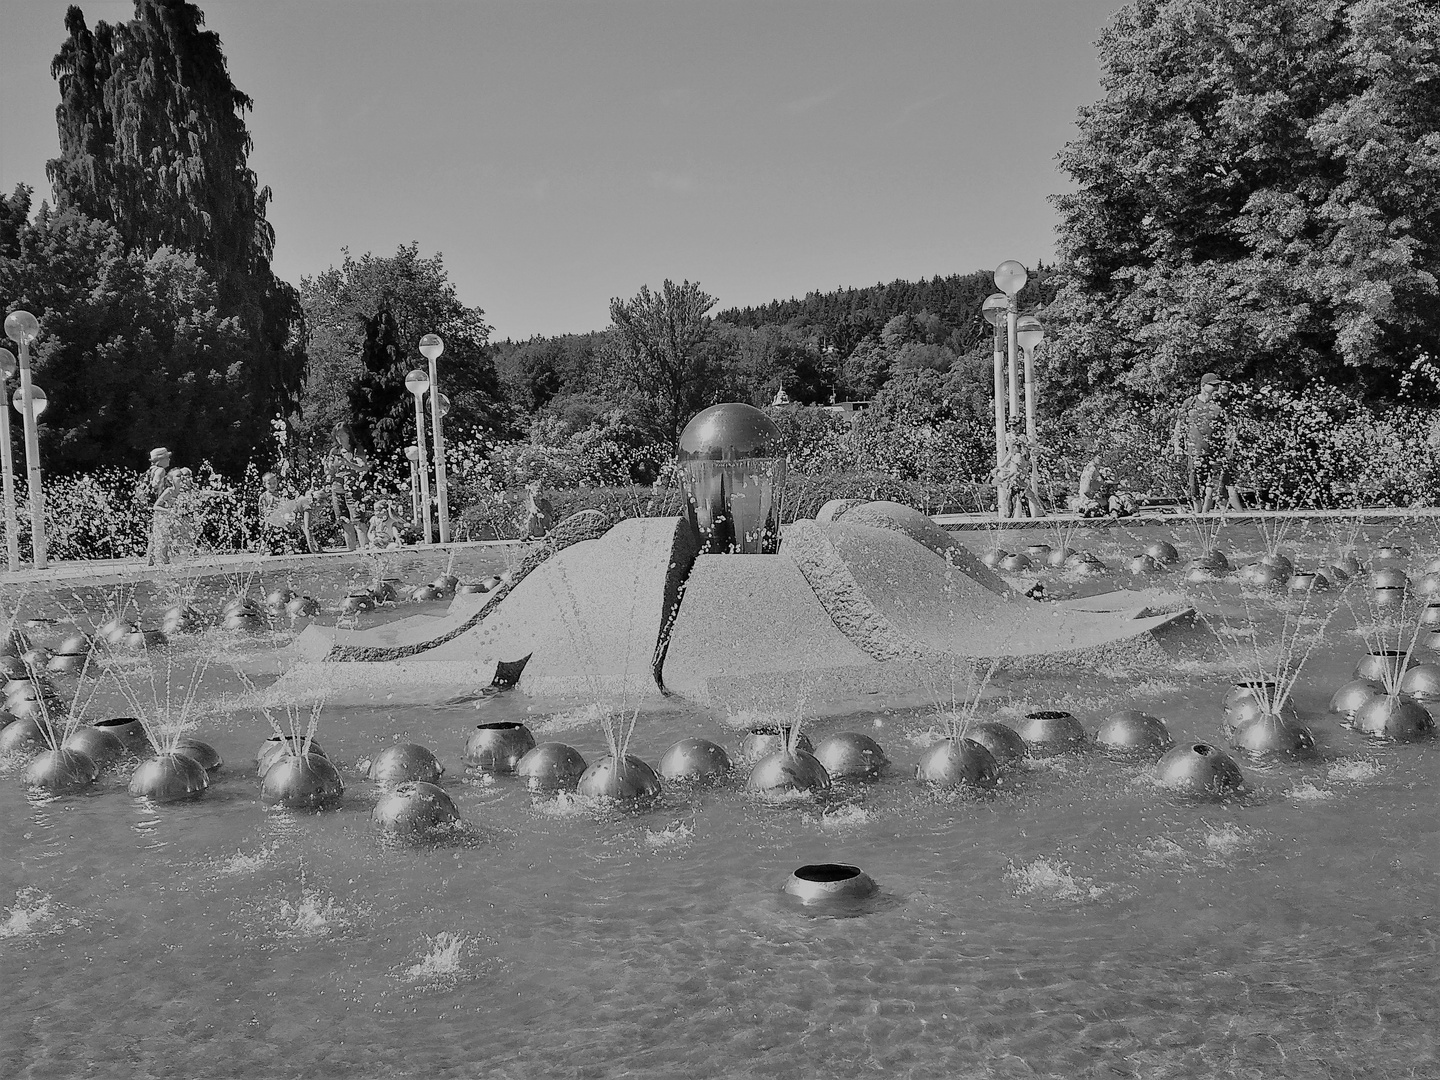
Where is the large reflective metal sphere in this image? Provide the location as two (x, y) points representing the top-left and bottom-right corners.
(962, 721), (1027, 766)
(62, 724), (127, 767)
(741, 727), (814, 763)
(1154, 743), (1244, 797)
(261, 753), (344, 808)
(1145, 540), (1180, 565)
(0, 716), (55, 757)
(813, 732), (888, 781)
(783, 863), (878, 904)
(256, 735), (326, 776)
(94, 716), (151, 756)
(914, 738), (999, 790)
(1329, 678), (1382, 719)
(1354, 650), (1409, 683)
(1399, 662), (1440, 701)
(658, 737), (731, 782)
(372, 781), (459, 834)
(1352, 693), (1434, 741)
(26, 748), (100, 793)
(368, 743), (443, 786)
(516, 742), (588, 792)
(464, 721), (536, 773)
(129, 753), (209, 802)
(1016, 711), (1088, 755)
(1229, 713), (1316, 758)
(172, 737), (223, 772)
(745, 749), (832, 795)
(677, 403), (786, 555)
(1371, 567), (1408, 590)
(1095, 710), (1174, 759)
(576, 754), (662, 803)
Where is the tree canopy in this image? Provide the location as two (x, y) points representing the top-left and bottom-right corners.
(1048, 0), (1440, 408)
(42, 0), (304, 450)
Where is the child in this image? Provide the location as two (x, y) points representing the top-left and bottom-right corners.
(258, 471), (317, 554)
(523, 482), (555, 539)
(367, 499), (403, 550)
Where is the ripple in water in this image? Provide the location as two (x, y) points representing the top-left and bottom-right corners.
(1202, 822), (1262, 861)
(1005, 857), (1105, 901)
(1, 888), (56, 939)
(1137, 837), (1188, 866)
(818, 804), (872, 829)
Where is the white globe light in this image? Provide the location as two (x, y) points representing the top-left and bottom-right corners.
(404, 445), (420, 462)
(418, 333), (444, 361)
(1016, 316), (1045, 351)
(404, 369), (430, 396)
(4, 310), (40, 345)
(13, 386), (47, 417)
(0, 349), (16, 379)
(993, 260), (1029, 297)
(434, 391), (452, 419)
(981, 293), (1008, 328)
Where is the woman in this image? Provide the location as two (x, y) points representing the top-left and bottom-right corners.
(145, 447), (172, 565)
(323, 422), (371, 550)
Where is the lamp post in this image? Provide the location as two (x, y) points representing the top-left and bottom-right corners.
(404, 368), (433, 543)
(993, 261), (1028, 421)
(981, 293), (1009, 518)
(1015, 315), (1045, 491)
(418, 333), (450, 543)
(0, 349), (17, 571)
(3, 310), (45, 569)
(404, 445), (421, 525)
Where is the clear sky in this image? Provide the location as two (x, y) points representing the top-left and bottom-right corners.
(0, 0), (1121, 341)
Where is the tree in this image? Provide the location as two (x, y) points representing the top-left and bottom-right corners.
(45, 0), (305, 448)
(298, 244), (504, 453)
(0, 185), (262, 470)
(1048, 0), (1440, 409)
(607, 280), (718, 444)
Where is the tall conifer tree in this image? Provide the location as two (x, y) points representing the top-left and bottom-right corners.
(45, 0), (304, 458)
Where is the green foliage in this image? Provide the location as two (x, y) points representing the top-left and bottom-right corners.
(1049, 0), (1440, 407)
(298, 243), (503, 455)
(0, 186), (267, 472)
(44, 0), (305, 438)
(607, 280), (718, 444)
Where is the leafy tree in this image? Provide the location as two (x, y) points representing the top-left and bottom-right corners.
(298, 244), (504, 452)
(346, 309), (408, 457)
(607, 280), (718, 444)
(45, 0), (305, 438)
(1049, 0), (1440, 409)
(0, 185), (261, 470)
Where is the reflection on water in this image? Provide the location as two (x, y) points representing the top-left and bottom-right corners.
(1, 523), (1438, 1077)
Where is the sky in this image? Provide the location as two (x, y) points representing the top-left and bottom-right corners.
(0, 0), (1121, 341)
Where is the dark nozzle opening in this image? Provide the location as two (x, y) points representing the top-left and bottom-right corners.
(475, 722), (523, 731)
(95, 717), (139, 729)
(794, 863), (861, 883)
(1026, 711), (1072, 721)
(1193, 743), (1212, 755)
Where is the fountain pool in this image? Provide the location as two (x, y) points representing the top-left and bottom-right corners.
(2, 520), (1437, 1079)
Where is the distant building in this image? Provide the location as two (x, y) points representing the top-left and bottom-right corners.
(820, 400), (871, 426)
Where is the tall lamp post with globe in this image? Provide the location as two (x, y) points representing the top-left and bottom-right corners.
(0, 348), (19, 571)
(1016, 314), (1046, 491)
(981, 292), (1009, 516)
(418, 333), (450, 543)
(984, 263), (1044, 519)
(4, 310), (47, 568)
(405, 368), (433, 544)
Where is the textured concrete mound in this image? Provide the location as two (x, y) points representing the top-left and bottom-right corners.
(276, 503), (1189, 712)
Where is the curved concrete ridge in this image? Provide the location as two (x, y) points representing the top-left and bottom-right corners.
(783, 518), (1190, 663)
(840, 500), (1015, 597)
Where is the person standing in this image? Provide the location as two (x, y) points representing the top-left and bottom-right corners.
(323, 422), (371, 550)
(523, 482), (555, 539)
(144, 447), (172, 565)
(1170, 372), (1228, 512)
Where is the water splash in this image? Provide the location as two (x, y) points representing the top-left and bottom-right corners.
(1005, 857), (1105, 901)
(1137, 837), (1188, 865)
(1, 888), (55, 939)
(216, 846), (274, 875)
(404, 932), (469, 984)
(1284, 780), (1333, 802)
(1202, 823), (1261, 860)
(643, 821), (695, 848)
(1328, 758), (1384, 783)
(819, 804), (872, 829)
(276, 889), (362, 938)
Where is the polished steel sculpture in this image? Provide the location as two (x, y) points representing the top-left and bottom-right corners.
(677, 403), (786, 555)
